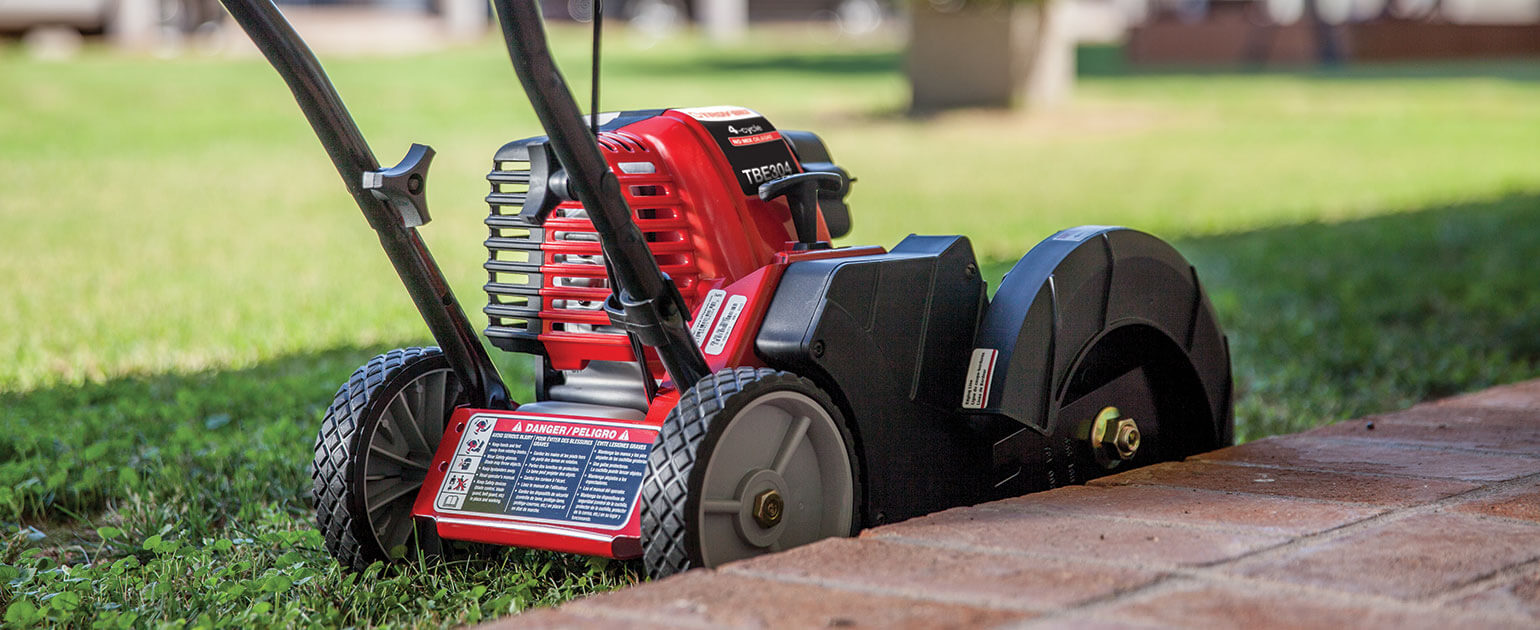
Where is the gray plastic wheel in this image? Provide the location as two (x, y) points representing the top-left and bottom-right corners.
(640, 368), (858, 578)
(313, 347), (466, 570)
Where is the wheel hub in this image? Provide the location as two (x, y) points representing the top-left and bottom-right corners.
(753, 489), (785, 528)
(656, 379), (856, 574)
(731, 468), (788, 548)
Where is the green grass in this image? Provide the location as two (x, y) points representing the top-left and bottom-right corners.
(4, 26), (1540, 627)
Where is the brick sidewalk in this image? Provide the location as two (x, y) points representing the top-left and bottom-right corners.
(490, 381), (1540, 629)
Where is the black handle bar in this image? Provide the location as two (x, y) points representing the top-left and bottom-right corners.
(217, 0), (510, 409)
(218, 0), (710, 400)
(489, 0), (710, 389)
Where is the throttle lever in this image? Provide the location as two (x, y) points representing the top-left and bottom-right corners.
(758, 172), (843, 250)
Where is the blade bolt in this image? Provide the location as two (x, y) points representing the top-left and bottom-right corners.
(1089, 407), (1141, 469)
(1114, 422), (1140, 460)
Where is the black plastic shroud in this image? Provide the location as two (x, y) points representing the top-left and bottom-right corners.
(757, 235), (992, 525)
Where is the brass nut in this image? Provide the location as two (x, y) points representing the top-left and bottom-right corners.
(752, 489), (784, 528)
(1089, 407), (1141, 469)
(1114, 421), (1140, 460)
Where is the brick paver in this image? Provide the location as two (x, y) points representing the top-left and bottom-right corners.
(1227, 511), (1540, 599)
(724, 537), (1161, 611)
(998, 484), (1384, 536)
(1046, 579), (1527, 630)
(864, 501), (1291, 567)
(1453, 482), (1540, 522)
(553, 572), (1032, 629)
(1193, 433), (1540, 482)
(483, 381), (1540, 629)
(1313, 405), (1540, 455)
(1090, 459), (1481, 506)
(1451, 563), (1540, 620)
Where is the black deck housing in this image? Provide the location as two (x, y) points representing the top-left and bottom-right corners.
(756, 235), (992, 526)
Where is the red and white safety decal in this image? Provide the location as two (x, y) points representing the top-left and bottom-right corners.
(961, 348), (999, 409)
(434, 414), (657, 531)
(728, 131), (782, 147)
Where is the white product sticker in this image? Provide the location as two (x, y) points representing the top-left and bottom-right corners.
(1051, 225), (1118, 242)
(690, 290), (728, 346)
(961, 348), (1000, 409)
(704, 294), (748, 356)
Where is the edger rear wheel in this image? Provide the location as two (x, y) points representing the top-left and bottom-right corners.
(313, 347), (467, 570)
(640, 368), (859, 579)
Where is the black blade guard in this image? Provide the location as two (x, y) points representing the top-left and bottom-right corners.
(971, 226), (1233, 482)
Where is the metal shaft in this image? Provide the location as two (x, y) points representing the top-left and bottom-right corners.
(218, 0), (509, 409)
(490, 0), (711, 389)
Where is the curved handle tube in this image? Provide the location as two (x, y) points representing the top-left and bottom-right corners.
(217, 0), (510, 408)
(490, 0), (711, 389)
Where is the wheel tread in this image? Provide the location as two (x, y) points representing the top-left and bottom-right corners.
(313, 346), (448, 571)
(640, 367), (855, 579)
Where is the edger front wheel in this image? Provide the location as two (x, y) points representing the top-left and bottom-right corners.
(313, 347), (467, 570)
(640, 368), (859, 579)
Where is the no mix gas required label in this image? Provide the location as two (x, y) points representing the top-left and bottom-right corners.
(434, 415), (657, 530)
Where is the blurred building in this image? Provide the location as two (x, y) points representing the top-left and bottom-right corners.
(0, 0), (900, 50)
(265, 0), (891, 24)
(1126, 0), (1540, 65)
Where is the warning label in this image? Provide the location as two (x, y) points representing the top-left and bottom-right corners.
(434, 415), (656, 530)
(961, 348), (999, 409)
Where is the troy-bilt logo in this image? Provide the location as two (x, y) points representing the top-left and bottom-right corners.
(741, 161), (796, 185)
(679, 105), (757, 120)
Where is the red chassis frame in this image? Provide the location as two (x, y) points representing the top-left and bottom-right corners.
(413, 246), (884, 559)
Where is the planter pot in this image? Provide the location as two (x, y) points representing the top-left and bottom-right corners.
(907, 0), (1073, 113)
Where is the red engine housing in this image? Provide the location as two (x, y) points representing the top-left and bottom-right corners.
(413, 107), (869, 558)
(481, 106), (836, 375)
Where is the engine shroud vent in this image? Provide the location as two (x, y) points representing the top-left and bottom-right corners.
(482, 131), (705, 370)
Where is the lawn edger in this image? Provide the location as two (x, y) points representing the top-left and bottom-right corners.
(220, 0), (1233, 578)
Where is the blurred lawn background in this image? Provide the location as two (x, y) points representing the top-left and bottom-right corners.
(4, 24), (1540, 627)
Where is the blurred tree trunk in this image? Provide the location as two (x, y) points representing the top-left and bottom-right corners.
(907, 0), (1075, 114)
(112, 0), (160, 49)
(701, 0), (748, 42)
(443, 0), (489, 39)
